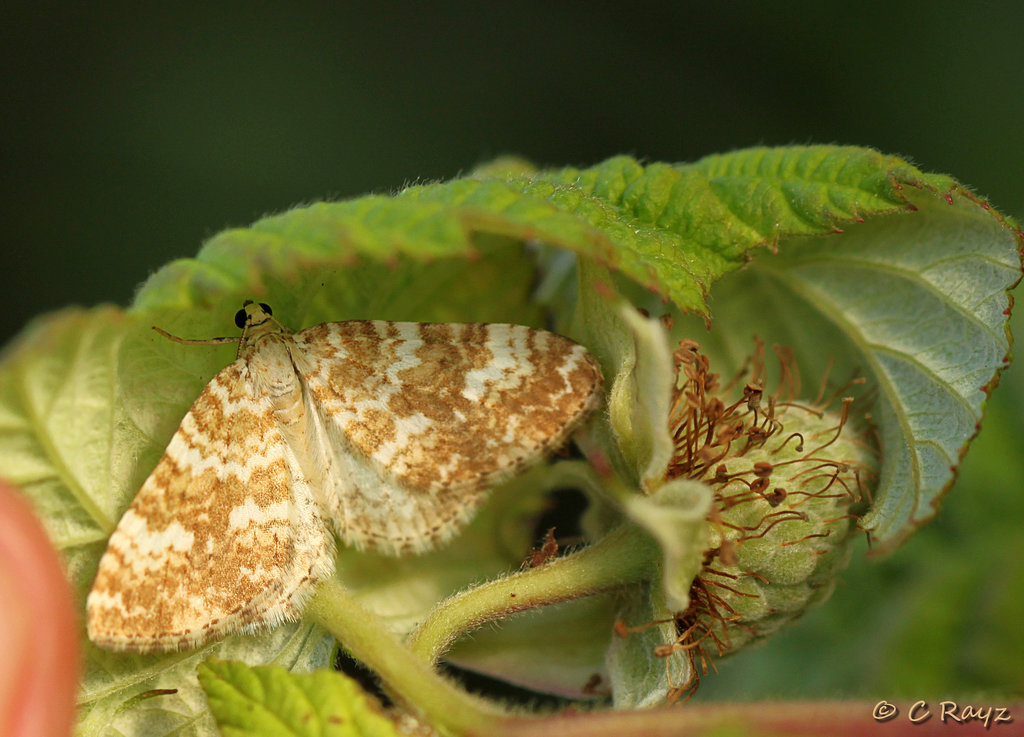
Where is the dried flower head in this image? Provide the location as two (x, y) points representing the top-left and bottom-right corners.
(654, 338), (875, 702)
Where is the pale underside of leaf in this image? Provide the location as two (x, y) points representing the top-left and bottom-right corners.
(662, 189), (1020, 553)
(757, 192), (1020, 551)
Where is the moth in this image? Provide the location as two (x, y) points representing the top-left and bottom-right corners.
(87, 302), (603, 652)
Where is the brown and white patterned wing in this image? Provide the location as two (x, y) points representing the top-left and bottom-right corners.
(86, 361), (331, 653)
(292, 320), (603, 555)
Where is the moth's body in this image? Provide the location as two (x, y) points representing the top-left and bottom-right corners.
(87, 302), (602, 653)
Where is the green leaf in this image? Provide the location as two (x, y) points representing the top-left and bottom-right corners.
(580, 146), (1021, 553)
(675, 196), (1019, 552)
(198, 659), (402, 737)
(525, 147), (956, 314)
(132, 215), (543, 345)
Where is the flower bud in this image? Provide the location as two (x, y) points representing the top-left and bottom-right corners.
(659, 339), (874, 700)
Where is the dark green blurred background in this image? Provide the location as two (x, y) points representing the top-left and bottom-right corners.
(3, 2), (1022, 701)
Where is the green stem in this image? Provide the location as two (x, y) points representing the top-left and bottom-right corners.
(307, 523), (659, 736)
(408, 523), (659, 664)
(307, 578), (506, 735)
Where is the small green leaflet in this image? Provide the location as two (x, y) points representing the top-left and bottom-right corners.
(198, 659), (403, 737)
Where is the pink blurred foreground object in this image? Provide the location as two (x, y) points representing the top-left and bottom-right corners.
(0, 478), (79, 737)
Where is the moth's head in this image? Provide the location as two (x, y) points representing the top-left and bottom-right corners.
(234, 301), (289, 356)
(235, 300), (274, 330)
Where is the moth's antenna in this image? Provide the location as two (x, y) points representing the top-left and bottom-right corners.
(265, 312), (293, 334)
(152, 326), (241, 346)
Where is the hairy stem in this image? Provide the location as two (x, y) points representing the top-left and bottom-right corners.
(307, 521), (660, 735)
(307, 578), (507, 734)
(408, 523), (659, 665)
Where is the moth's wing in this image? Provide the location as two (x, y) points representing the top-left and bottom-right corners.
(293, 321), (603, 555)
(86, 361), (332, 653)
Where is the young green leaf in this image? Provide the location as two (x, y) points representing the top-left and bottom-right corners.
(198, 659), (403, 737)
(526, 147), (955, 312)
(689, 148), (1022, 552)
(653, 184), (1019, 551)
(559, 147), (1021, 553)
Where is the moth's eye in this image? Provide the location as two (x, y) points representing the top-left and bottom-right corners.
(234, 309), (247, 329)
(259, 303), (273, 316)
